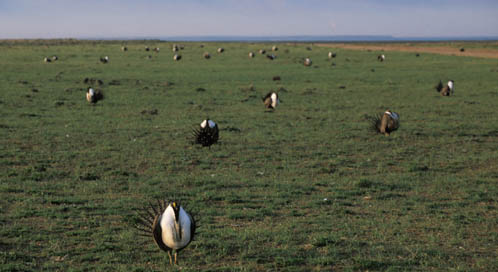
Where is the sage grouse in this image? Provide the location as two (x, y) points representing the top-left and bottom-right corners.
(135, 200), (196, 265)
(193, 119), (219, 147)
(435, 80), (454, 96)
(262, 92), (279, 110)
(86, 87), (103, 103)
(368, 110), (400, 136)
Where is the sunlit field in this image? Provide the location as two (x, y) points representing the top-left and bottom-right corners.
(1, 39), (497, 271)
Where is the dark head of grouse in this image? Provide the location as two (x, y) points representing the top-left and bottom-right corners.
(367, 109), (400, 136)
(134, 200), (196, 265)
(193, 119), (219, 147)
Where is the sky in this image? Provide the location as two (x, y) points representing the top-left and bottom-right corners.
(1, 0), (498, 39)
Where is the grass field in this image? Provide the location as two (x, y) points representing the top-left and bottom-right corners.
(1, 39), (497, 271)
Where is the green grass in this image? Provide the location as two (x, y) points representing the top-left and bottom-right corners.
(1, 39), (497, 271)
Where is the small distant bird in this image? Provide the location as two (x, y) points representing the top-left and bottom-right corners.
(153, 47), (160, 53)
(203, 52), (210, 59)
(259, 49), (266, 54)
(328, 52), (336, 59)
(368, 110), (400, 136)
(193, 119), (219, 147)
(173, 54), (181, 61)
(135, 200), (196, 265)
(145, 46), (150, 51)
(248, 52), (255, 58)
(44, 57), (51, 63)
(121, 46), (128, 51)
(266, 54), (276, 60)
(51, 55), (58, 61)
(304, 58), (312, 66)
(100, 56), (109, 63)
(86, 87), (103, 103)
(172, 45), (179, 52)
(217, 48), (224, 53)
(272, 76), (281, 81)
(262, 92), (279, 110)
(435, 80), (454, 96)
(272, 45), (278, 51)
(377, 54), (385, 62)
(415, 53), (420, 57)
(460, 48), (465, 52)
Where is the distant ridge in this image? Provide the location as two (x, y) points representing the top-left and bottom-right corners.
(73, 35), (498, 42)
(148, 35), (497, 42)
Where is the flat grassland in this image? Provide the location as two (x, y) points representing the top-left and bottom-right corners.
(1, 40), (497, 271)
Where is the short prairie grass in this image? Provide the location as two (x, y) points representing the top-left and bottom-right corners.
(1, 40), (497, 271)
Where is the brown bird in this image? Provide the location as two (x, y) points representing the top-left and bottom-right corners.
(368, 110), (400, 136)
(262, 92), (279, 110)
(86, 87), (103, 103)
(135, 200), (196, 265)
(304, 58), (312, 66)
(435, 80), (454, 96)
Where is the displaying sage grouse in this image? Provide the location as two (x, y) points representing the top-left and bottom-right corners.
(193, 119), (219, 147)
(86, 87), (103, 103)
(304, 58), (312, 66)
(435, 80), (454, 96)
(135, 200), (196, 265)
(100, 56), (109, 63)
(368, 110), (400, 136)
(377, 54), (385, 62)
(262, 92), (279, 110)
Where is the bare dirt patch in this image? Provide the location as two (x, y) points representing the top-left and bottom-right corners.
(316, 43), (498, 59)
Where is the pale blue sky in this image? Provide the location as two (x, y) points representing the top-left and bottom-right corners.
(1, 0), (497, 38)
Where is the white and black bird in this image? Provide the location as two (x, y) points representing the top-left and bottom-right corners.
(86, 87), (103, 103)
(262, 92), (279, 110)
(193, 119), (219, 147)
(259, 49), (266, 54)
(217, 47), (224, 53)
(328, 52), (336, 59)
(203, 52), (211, 59)
(266, 54), (276, 60)
(367, 110), (400, 136)
(100, 56), (109, 63)
(304, 57), (312, 66)
(172, 45), (179, 52)
(272, 45), (278, 51)
(121, 46), (128, 51)
(153, 47), (160, 53)
(377, 54), (385, 62)
(135, 200), (196, 265)
(173, 54), (181, 61)
(51, 55), (58, 61)
(248, 52), (255, 58)
(43, 57), (51, 63)
(436, 80), (454, 96)
(145, 46), (150, 52)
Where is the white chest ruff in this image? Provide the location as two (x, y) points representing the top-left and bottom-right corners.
(270, 93), (278, 108)
(160, 207), (192, 250)
(447, 81), (454, 91)
(200, 120), (216, 129)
